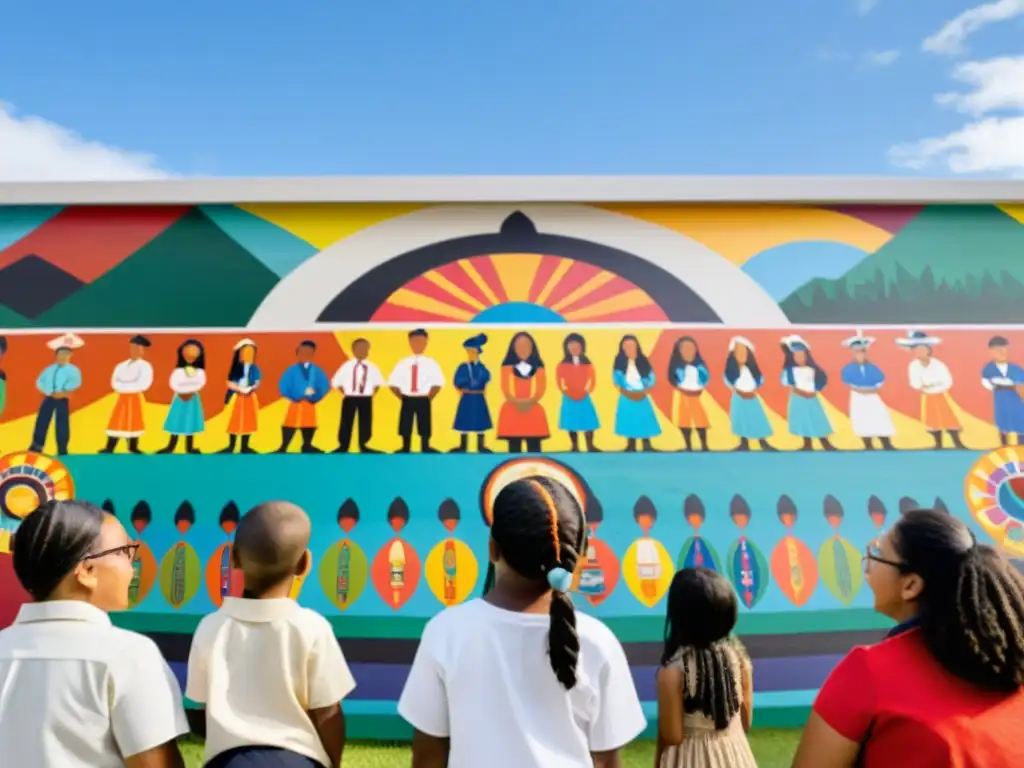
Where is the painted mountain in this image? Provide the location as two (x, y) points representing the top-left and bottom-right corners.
(781, 205), (1024, 324)
(0, 207), (280, 328)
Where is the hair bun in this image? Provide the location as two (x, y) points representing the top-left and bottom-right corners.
(547, 567), (573, 593)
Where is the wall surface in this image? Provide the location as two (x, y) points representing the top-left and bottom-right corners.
(2, 200), (1024, 737)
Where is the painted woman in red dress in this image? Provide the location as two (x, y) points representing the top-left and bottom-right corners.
(793, 508), (1024, 768)
(497, 332), (549, 454)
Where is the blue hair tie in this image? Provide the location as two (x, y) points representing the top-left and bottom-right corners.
(547, 567), (573, 593)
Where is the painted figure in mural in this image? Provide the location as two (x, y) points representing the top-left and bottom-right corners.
(497, 331), (550, 453)
(723, 337), (775, 452)
(556, 332), (601, 453)
(158, 339), (207, 454)
(277, 340), (330, 454)
(613, 335), (661, 452)
(896, 330), (965, 449)
(840, 331), (895, 451)
(667, 336), (710, 452)
(981, 336), (1024, 447)
(780, 335), (835, 452)
(333, 338), (383, 454)
(100, 335), (154, 455)
(29, 333), (84, 456)
(221, 338), (262, 454)
(451, 333), (493, 453)
(0, 336), (6, 424)
(389, 328), (444, 453)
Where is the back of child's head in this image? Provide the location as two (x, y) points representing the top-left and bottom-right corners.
(233, 501), (311, 596)
(662, 567), (743, 730)
(484, 476), (586, 691)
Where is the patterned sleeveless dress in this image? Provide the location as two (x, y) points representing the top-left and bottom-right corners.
(658, 643), (758, 768)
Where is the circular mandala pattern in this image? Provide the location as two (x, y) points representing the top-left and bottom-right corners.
(479, 457), (588, 527)
(0, 452), (75, 522)
(965, 447), (1024, 557)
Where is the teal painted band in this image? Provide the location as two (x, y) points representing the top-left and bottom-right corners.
(115, 608), (891, 640)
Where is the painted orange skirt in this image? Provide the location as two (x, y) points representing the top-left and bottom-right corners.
(921, 393), (961, 431)
(284, 399), (317, 429)
(497, 402), (550, 438)
(674, 390), (709, 429)
(106, 393), (146, 437)
(227, 393), (260, 435)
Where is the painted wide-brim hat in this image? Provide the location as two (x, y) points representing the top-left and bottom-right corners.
(46, 332), (85, 351)
(841, 329), (876, 349)
(896, 330), (941, 348)
(781, 334), (811, 351)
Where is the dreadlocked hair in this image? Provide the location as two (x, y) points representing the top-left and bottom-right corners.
(483, 476), (586, 690)
(661, 567), (743, 730)
(895, 509), (1024, 692)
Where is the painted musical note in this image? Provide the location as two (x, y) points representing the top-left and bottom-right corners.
(571, 492), (619, 606)
(127, 501), (157, 609)
(678, 494), (722, 571)
(158, 501), (201, 609)
(426, 499), (479, 606)
(818, 495), (862, 606)
(205, 502), (245, 607)
(371, 498), (421, 610)
(770, 495), (819, 607)
(622, 496), (673, 607)
(318, 499), (369, 610)
(726, 494), (769, 609)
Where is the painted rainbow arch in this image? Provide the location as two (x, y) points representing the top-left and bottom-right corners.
(965, 447), (1024, 557)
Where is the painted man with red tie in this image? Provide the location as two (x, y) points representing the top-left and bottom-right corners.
(388, 328), (444, 453)
(332, 338), (383, 453)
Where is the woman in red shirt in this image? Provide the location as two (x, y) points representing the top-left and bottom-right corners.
(793, 508), (1024, 767)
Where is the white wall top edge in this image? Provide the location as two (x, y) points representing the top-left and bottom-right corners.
(0, 175), (1022, 206)
(2, 323), (1023, 335)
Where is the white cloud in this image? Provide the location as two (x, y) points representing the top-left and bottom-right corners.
(889, 55), (1024, 174)
(0, 102), (171, 182)
(862, 49), (901, 67)
(856, 0), (879, 16)
(922, 0), (1024, 56)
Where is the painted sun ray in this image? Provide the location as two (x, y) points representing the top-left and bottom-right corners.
(543, 261), (604, 308)
(434, 262), (494, 307)
(421, 272), (487, 311)
(562, 289), (657, 321)
(489, 253), (542, 303)
(384, 289), (475, 321)
(457, 259), (502, 305)
(551, 271), (617, 312)
(559, 275), (641, 314)
(529, 256), (571, 305)
(401, 275), (482, 315)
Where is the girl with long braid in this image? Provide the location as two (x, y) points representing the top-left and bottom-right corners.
(655, 567), (756, 768)
(397, 476), (645, 767)
(794, 508), (1024, 767)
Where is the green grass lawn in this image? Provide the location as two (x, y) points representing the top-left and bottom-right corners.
(181, 730), (800, 766)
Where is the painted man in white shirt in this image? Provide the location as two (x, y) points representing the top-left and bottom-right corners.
(332, 337), (384, 453)
(100, 335), (154, 455)
(896, 329), (965, 450)
(388, 328), (444, 453)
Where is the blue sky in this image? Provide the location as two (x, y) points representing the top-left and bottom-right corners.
(0, 0), (1022, 177)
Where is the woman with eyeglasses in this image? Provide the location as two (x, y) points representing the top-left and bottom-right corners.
(793, 507), (1024, 768)
(0, 499), (189, 767)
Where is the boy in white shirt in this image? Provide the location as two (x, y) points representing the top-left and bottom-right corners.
(186, 502), (356, 768)
(398, 476), (646, 767)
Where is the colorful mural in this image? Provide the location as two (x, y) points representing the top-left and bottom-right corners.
(2, 200), (1024, 736)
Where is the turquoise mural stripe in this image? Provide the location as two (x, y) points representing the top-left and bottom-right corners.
(0, 205), (62, 251)
(199, 204), (318, 277)
(113, 607), (891, 640)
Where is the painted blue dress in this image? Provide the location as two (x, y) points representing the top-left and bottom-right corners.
(726, 367), (773, 439)
(613, 367), (661, 439)
(164, 367), (207, 436)
(982, 361), (1024, 434)
(782, 366), (833, 438)
(557, 361), (600, 432)
(453, 361), (492, 432)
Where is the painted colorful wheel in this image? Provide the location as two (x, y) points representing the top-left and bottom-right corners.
(0, 452), (75, 524)
(966, 447), (1024, 557)
(479, 457), (588, 526)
